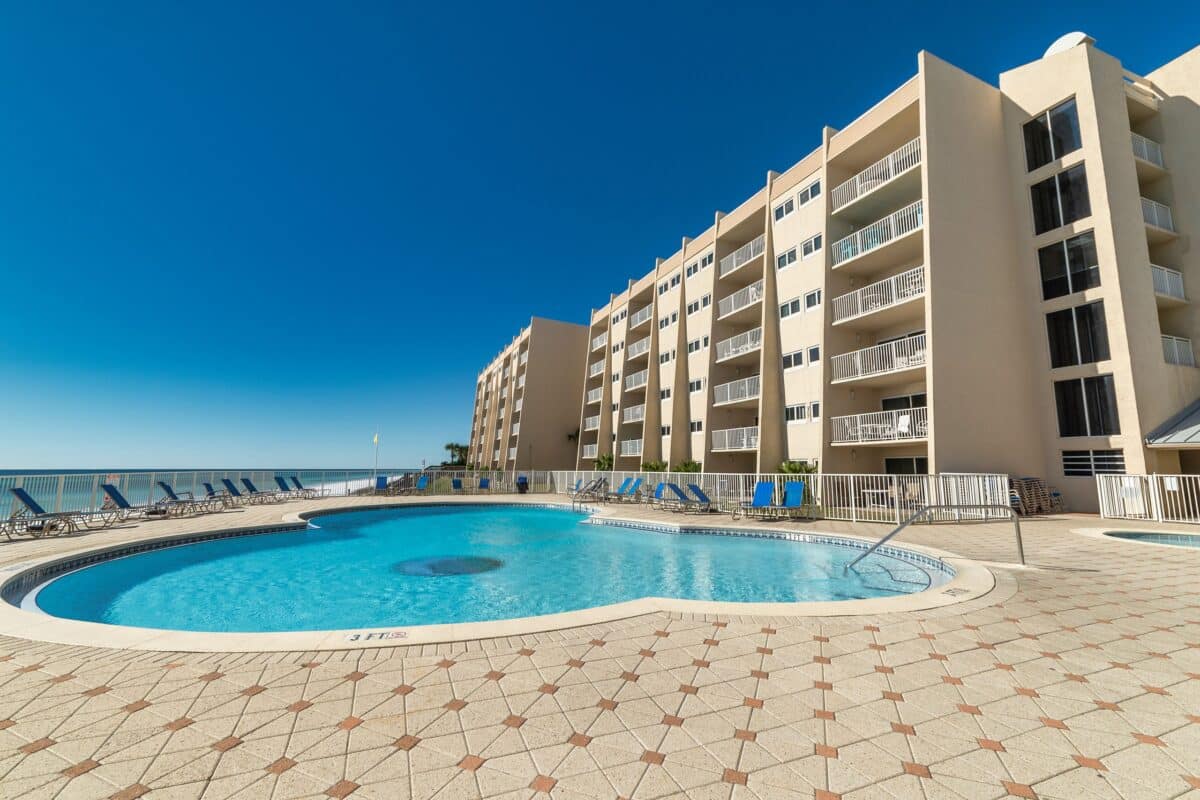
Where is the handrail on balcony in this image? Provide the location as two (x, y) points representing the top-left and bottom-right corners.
(716, 327), (763, 361)
(620, 439), (643, 456)
(1151, 265), (1185, 301)
(831, 138), (922, 211)
(585, 387), (603, 404)
(830, 407), (928, 444)
(831, 266), (926, 324)
(1141, 197), (1175, 232)
(718, 234), (766, 277)
(711, 426), (759, 452)
(629, 305), (654, 327)
(581, 444), (599, 458)
(623, 404), (646, 423)
(831, 333), (927, 382)
(627, 336), (651, 358)
(1131, 133), (1165, 169)
(831, 200), (924, 267)
(1163, 335), (1196, 367)
(713, 375), (761, 406)
(583, 414), (601, 431)
(591, 332), (608, 351)
(588, 360), (605, 377)
(625, 369), (649, 391)
(717, 279), (764, 318)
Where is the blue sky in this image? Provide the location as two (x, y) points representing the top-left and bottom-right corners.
(0, 2), (1194, 469)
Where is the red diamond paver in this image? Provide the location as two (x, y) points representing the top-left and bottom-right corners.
(458, 754), (486, 771)
(287, 700), (313, 712)
(267, 757), (297, 774)
(63, 759), (99, 778)
(326, 780), (359, 799)
(503, 715), (526, 728)
(1073, 755), (1106, 771)
(904, 762), (931, 778)
(641, 750), (665, 765)
(111, 785), (151, 800)
(485, 670), (505, 680)
(734, 729), (757, 741)
(662, 714), (683, 727)
(530, 775), (557, 793)
(393, 685), (414, 696)
(722, 768), (748, 785)
(815, 744), (838, 758)
(568, 732), (592, 747)
(394, 735), (420, 751)
(979, 738), (1006, 751)
(1001, 781), (1038, 798)
(165, 717), (193, 731)
(20, 738), (54, 754)
(597, 698), (618, 710)
(213, 736), (242, 752)
(339, 716), (364, 729)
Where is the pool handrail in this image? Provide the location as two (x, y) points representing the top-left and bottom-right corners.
(846, 504), (1025, 571)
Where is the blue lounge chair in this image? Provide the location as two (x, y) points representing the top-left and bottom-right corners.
(665, 483), (694, 510)
(735, 481), (777, 519)
(240, 478), (284, 503)
(274, 476), (303, 499)
(478, 477), (491, 492)
(220, 478), (254, 505)
(400, 474), (430, 495)
(451, 478), (464, 493)
(516, 475), (529, 494)
(649, 482), (670, 509)
(605, 477), (633, 502)
(202, 482), (238, 507)
(102, 484), (170, 520)
(779, 481), (808, 519)
(289, 476), (323, 498)
(374, 475), (388, 494)
(6, 488), (81, 538)
(687, 484), (714, 513)
(620, 477), (645, 502)
(157, 481), (215, 514)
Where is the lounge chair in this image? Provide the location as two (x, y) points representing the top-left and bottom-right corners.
(399, 474), (430, 495)
(686, 484), (714, 513)
(734, 481), (777, 519)
(288, 476), (324, 498)
(158, 481), (215, 514)
(374, 475), (389, 494)
(665, 483), (695, 510)
(274, 476), (305, 500)
(478, 477), (491, 492)
(605, 477), (633, 502)
(620, 477), (646, 503)
(778, 480), (808, 519)
(649, 482), (671, 509)
(202, 482), (239, 507)
(451, 478), (464, 493)
(240, 478), (285, 503)
(218, 479), (255, 505)
(6, 488), (80, 538)
(101, 484), (171, 520)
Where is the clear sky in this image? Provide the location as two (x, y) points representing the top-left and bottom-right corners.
(0, 2), (1195, 469)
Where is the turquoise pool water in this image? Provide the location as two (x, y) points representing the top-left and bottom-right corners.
(31, 505), (949, 632)
(1106, 531), (1200, 548)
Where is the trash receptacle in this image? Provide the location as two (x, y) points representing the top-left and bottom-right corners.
(516, 475), (529, 494)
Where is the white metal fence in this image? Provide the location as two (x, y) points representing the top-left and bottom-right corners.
(831, 137), (922, 211)
(585, 387), (603, 404)
(623, 404), (646, 423)
(830, 407), (928, 444)
(1098, 474), (1200, 524)
(629, 304), (653, 328)
(831, 333), (927, 382)
(713, 375), (760, 406)
(553, 470), (1008, 524)
(832, 266), (926, 325)
(627, 336), (651, 359)
(717, 279), (764, 318)
(1162, 335), (1195, 367)
(1141, 197), (1175, 231)
(831, 200), (924, 267)
(711, 426), (759, 452)
(625, 369), (649, 391)
(1151, 265), (1186, 300)
(1131, 132), (1164, 168)
(718, 234), (766, 277)
(716, 327), (763, 362)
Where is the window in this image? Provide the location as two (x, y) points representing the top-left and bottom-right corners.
(611, 403), (618, 412)
(687, 299), (700, 315)
(809, 401), (820, 419)
(782, 350), (804, 369)
(659, 351), (674, 364)
(798, 179), (821, 205)
(1023, 98), (1082, 171)
(659, 388), (671, 399)
(804, 289), (822, 310)
(611, 373), (620, 383)
(786, 404), (807, 423)
(807, 345), (820, 363)
(1046, 301), (1110, 368)
(801, 234), (822, 258)
(881, 393), (927, 411)
(688, 339), (701, 353)
(1038, 231), (1100, 300)
(1031, 164), (1091, 235)
(776, 247), (797, 270)
(690, 421), (703, 432)
(1062, 449), (1124, 477)
(780, 298), (802, 318)
(701, 253), (714, 268)
(611, 309), (626, 324)
(658, 281), (668, 295)
(659, 316), (671, 330)
(671, 274), (681, 288)
(660, 425), (671, 435)
(689, 379), (704, 393)
(702, 293), (711, 308)
(885, 457), (929, 475)
(611, 342), (623, 354)
(1054, 374), (1120, 436)
(773, 197), (795, 221)
(686, 261), (699, 278)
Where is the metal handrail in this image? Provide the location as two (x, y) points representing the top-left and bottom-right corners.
(845, 504), (1024, 571)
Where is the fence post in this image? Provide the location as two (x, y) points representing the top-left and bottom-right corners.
(893, 475), (901, 525)
(54, 475), (65, 513)
(850, 475), (857, 523)
(1149, 474), (1164, 523)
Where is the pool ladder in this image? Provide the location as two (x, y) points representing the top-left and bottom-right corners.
(844, 504), (1025, 572)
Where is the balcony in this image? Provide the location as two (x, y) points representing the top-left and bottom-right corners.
(508, 447), (517, 460)
(832, 266), (926, 326)
(1163, 335), (1196, 367)
(712, 426), (759, 452)
(831, 333), (927, 385)
(717, 279), (764, 320)
(592, 332), (608, 351)
(831, 200), (924, 274)
(511, 422), (520, 436)
(830, 407), (928, 445)
(625, 369), (649, 391)
(583, 414), (600, 431)
(715, 327), (763, 363)
(627, 336), (651, 360)
(514, 398), (523, 412)
(581, 444), (598, 459)
(620, 439), (643, 457)
(1131, 132), (1165, 174)
(712, 375), (760, 407)
(623, 403), (646, 424)
(718, 234), (766, 278)
(585, 387), (603, 404)
(1142, 197), (1176, 243)
(1152, 265), (1186, 306)
(629, 305), (654, 329)
(588, 360), (605, 378)
(493, 449), (500, 461)
(517, 374), (526, 388)
(831, 138), (922, 215)
(519, 351), (529, 365)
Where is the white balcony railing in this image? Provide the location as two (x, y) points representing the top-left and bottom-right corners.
(493, 449), (500, 460)
(718, 234), (766, 278)
(629, 305), (654, 328)
(588, 360), (605, 378)
(519, 351), (528, 365)
(715, 327), (763, 362)
(1131, 133), (1165, 168)
(831, 138), (922, 212)
(514, 398), (523, 412)
(625, 369), (649, 391)
(623, 404), (646, 423)
(620, 439), (643, 457)
(831, 333), (927, 382)
(627, 336), (651, 359)
(592, 332), (608, 351)
(713, 375), (761, 406)
(711, 426), (759, 452)
(581, 444), (598, 459)
(832, 266), (926, 324)
(717, 279), (764, 318)
(517, 374), (526, 388)
(583, 414), (600, 431)
(511, 422), (520, 436)
(585, 387), (603, 404)
(831, 200), (924, 267)
(1142, 198), (1175, 232)
(1163, 335), (1196, 367)
(1152, 265), (1186, 301)
(507, 447), (517, 460)
(830, 407), (928, 444)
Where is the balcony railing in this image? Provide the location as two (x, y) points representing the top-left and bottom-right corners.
(831, 137), (922, 212)
(583, 414), (600, 431)
(511, 422), (520, 436)
(625, 369), (649, 391)
(581, 444), (598, 459)
(588, 360), (605, 378)
(514, 398), (523, 412)
(832, 266), (926, 324)
(718, 234), (766, 278)
(591, 332), (608, 351)
(623, 403), (646, 423)
(830, 407), (928, 444)
(717, 279), (764, 318)
(507, 447), (517, 460)
(493, 449), (500, 460)
(585, 387), (603, 404)
(1152, 265), (1186, 301)
(1163, 335), (1196, 367)
(831, 200), (924, 267)
(831, 333), (927, 382)
(1131, 133), (1165, 168)
(629, 305), (654, 328)
(713, 375), (760, 406)
(517, 374), (526, 388)
(1142, 198), (1175, 232)
(711, 426), (759, 452)
(519, 351), (528, 365)
(627, 336), (651, 359)
(716, 327), (763, 361)
(620, 439), (643, 457)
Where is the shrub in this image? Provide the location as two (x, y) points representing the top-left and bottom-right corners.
(672, 460), (702, 473)
(640, 460), (668, 472)
(595, 453), (614, 470)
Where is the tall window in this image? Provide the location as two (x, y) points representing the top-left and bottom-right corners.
(1054, 374), (1119, 437)
(1031, 164), (1090, 234)
(1039, 230), (1100, 300)
(1023, 98), (1082, 171)
(1046, 301), (1110, 368)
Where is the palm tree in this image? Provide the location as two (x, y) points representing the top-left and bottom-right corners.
(443, 442), (468, 466)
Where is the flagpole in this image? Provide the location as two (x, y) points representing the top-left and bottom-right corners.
(372, 428), (380, 488)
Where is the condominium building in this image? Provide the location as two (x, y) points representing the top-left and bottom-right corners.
(467, 318), (588, 470)
(570, 35), (1200, 512)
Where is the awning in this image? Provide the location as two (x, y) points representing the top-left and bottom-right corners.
(1145, 398), (1200, 448)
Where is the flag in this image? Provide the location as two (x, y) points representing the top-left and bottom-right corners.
(373, 433), (379, 446)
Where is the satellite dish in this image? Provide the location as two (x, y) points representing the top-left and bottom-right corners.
(1044, 32), (1094, 59)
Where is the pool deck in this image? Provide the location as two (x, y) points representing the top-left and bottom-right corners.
(0, 495), (1197, 799)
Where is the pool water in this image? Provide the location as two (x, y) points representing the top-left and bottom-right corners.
(1106, 531), (1200, 548)
(32, 505), (949, 632)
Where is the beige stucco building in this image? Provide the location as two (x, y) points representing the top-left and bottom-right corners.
(564, 35), (1199, 512)
(467, 318), (588, 471)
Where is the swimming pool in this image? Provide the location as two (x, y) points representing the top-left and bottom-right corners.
(1105, 530), (1200, 548)
(27, 505), (951, 633)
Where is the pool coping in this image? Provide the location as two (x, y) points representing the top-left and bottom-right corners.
(1076, 525), (1200, 550)
(0, 499), (996, 653)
